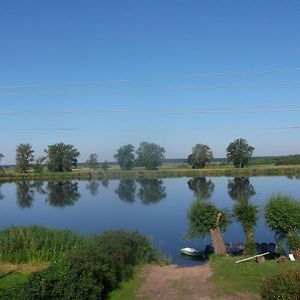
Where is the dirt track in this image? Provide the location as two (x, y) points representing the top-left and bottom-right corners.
(137, 264), (215, 300)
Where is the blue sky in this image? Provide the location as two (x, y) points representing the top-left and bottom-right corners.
(1, 0), (300, 164)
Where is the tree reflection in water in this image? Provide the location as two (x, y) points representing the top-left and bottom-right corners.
(16, 181), (35, 209)
(86, 180), (100, 196)
(101, 179), (110, 188)
(115, 179), (136, 203)
(32, 181), (47, 195)
(0, 183), (4, 201)
(46, 181), (80, 207)
(137, 179), (166, 205)
(228, 177), (258, 255)
(187, 177), (215, 200)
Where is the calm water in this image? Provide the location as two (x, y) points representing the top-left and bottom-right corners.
(0, 176), (299, 266)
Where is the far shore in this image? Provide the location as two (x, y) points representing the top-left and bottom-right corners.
(0, 164), (300, 182)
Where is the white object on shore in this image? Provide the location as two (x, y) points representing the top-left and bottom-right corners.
(235, 252), (270, 264)
(289, 254), (295, 261)
(180, 247), (202, 256)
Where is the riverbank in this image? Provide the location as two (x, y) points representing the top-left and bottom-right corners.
(0, 164), (300, 182)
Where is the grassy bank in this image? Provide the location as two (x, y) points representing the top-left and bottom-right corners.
(210, 255), (300, 298)
(1, 164), (300, 182)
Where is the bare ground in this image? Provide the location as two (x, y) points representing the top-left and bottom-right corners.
(137, 264), (258, 300)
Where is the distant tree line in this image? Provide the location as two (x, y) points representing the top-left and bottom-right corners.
(3, 137), (299, 173)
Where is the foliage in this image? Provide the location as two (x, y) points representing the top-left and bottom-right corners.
(187, 144), (213, 169)
(86, 153), (99, 169)
(101, 160), (109, 171)
(3, 230), (158, 300)
(15, 144), (34, 173)
(226, 138), (254, 168)
(32, 156), (46, 173)
(186, 198), (230, 239)
(45, 142), (80, 172)
(275, 154), (300, 166)
(288, 234), (300, 250)
(0, 226), (84, 264)
(264, 193), (300, 249)
(114, 144), (135, 170)
(0, 153), (4, 164)
(260, 268), (300, 300)
(136, 142), (165, 170)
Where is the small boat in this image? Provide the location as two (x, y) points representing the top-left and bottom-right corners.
(180, 247), (202, 257)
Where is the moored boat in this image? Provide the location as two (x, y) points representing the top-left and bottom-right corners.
(180, 247), (202, 256)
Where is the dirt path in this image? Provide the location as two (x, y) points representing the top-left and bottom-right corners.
(137, 263), (216, 300)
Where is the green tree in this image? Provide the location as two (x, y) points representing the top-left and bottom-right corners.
(226, 138), (254, 168)
(187, 144), (213, 169)
(136, 142), (165, 170)
(265, 193), (300, 250)
(16, 143), (34, 173)
(114, 144), (135, 170)
(101, 160), (109, 170)
(228, 177), (258, 255)
(86, 153), (99, 169)
(45, 143), (80, 172)
(32, 156), (46, 173)
(186, 198), (230, 255)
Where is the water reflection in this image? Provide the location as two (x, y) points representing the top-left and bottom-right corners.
(228, 177), (256, 201)
(86, 180), (100, 196)
(16, 181), (35, 209)
(0, 183), (4, 200)
(46, 181), (80, 207)
(137, 179), (166, 205)
(115, 179), (136, 203)
(187, 177), (215, 199)
(32, 181), (47, 195)
(101, 179), (110, 188)
(228, 177), (258, 255)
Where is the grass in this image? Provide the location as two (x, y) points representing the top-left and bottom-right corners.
(0, 225), (86, 264)
(0, 263), (47, 296)
(108, 267), (146, 300)
(210, 255), (300, 297)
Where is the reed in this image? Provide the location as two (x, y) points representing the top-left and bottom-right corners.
(0, 226), (85, 264)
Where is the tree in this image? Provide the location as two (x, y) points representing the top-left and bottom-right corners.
(114, 144), (135, 170)
(16, 143), (34, 173)
(265, 193), (300, 250)
(32, 156), (46, 173)
(0, 153), (4, 174)
(187, 144), (213, 169)
(226, 138), (254, 168)
(101, 160), (109, 171)
(86, 153), (99, 169)
(186, 198), (230, 255)
(136, 142), (165, 170)
(45, 143), (80, 172)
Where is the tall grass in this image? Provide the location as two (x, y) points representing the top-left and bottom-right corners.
(0, 226), (86, 264)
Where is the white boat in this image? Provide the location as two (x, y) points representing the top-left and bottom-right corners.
(180, 247), (202, 256)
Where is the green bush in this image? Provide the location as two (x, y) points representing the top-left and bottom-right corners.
(260, 268), (300, 300)
(0, 225), (85, 263)
(3, 229), (158, 299)
(288, 234), (300, 251)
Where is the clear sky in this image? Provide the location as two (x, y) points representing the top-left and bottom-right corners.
(1, 0), (300, 164)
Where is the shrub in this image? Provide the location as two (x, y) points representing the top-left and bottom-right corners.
(3, 229), (158, 299)
(260, 268), (300, 299)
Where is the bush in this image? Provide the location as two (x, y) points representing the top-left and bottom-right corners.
(260, 268), (300, 299)
(288, 234), (300, 251)
(0, 225), (85, 263)
(3, 229), (158, 299)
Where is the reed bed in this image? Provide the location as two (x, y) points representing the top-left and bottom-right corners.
(0, 226), (86, 264)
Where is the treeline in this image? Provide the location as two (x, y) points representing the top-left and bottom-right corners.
(1, 139), (299, 174)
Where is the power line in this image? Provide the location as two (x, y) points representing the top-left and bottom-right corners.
(0, 67), (300, 90)
(0, 104), (300, 116)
